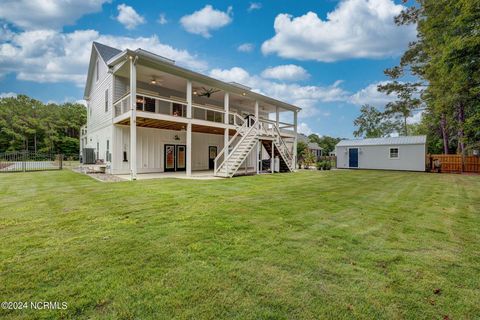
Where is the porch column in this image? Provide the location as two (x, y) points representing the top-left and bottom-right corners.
(129, 56), (137, 180)
(276, 106), (279, 128)
(186, 80), (192, 176)
(255, 101), (259, 174)
(224, 92), (229, 161)
(186, 123), (192, 176)
(293, 110), (298, 170)
(271, 140), (275, 173)
(186, 80), (192, 118)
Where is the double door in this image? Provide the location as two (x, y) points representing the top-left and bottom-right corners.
(164, 144), (186, 172)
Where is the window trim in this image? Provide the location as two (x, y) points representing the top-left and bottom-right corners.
(389, 147), (400, 159)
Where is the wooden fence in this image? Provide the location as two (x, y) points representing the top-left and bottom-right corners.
(427, 154), (480, 173)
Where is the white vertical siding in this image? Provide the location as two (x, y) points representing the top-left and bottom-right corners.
(111, 126), (227, 174)
(336, 144), (425, 171)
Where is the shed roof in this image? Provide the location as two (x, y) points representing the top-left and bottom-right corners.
(336, 135), (426, 147)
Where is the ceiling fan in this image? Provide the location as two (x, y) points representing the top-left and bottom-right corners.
(195, 87), (220, 98)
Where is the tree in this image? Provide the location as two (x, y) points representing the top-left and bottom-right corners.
(380, 0), (480, 155)
(308, 134), (341, 155)
(353, 104), (402, 138)
(0, 95), (86, 157)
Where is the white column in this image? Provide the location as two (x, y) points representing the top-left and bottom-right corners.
(129, 56), (137, 180)
(255, 101), (259, 174)
(186, 80), (192, 176)
(224, 92), (229, 161)
(186, 80), (192, 118)
(186, 123), (192, 176)
(276, 106), (279, 128)
(271, 140), (274, 173)
(293, 110), (298, 170)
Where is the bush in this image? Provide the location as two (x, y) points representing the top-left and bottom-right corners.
(316, 161), (332, 170)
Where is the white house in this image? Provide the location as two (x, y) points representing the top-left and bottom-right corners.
(335, 136), (427, 171)
(83, 42), (300, 179)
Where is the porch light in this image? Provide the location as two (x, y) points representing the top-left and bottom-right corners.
(151, 79), (156, 84)
(193, 90), (197, 95)
(242, 92), (246, 96)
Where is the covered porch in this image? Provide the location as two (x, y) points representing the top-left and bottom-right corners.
(109, 50), (299, 179)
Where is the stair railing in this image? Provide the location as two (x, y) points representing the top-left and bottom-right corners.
(214, 119), (248, 175)
(272, 124), (294, 171)
(216, 116), (259, 176)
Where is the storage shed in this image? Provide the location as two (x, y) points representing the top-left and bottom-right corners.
(335, 136), (426, 171)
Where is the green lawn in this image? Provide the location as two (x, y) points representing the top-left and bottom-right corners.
(0, 170), (479, 319)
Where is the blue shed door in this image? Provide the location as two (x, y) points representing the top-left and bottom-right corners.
(349, 148), (358, 168)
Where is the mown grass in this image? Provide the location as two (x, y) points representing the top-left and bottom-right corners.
(0, 170), (479, 319)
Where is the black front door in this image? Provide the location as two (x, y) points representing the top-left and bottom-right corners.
(208, 146), (217, 170)
(176, 145), (186, 171)
(164, 144), (176, 172)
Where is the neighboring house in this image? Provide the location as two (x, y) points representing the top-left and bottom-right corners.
(307, 142), (323, 160)
(83, 42), (300, 179)
(335, 136), (426, 171)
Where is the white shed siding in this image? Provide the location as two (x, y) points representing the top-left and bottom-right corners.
(336, 144), (425, 171)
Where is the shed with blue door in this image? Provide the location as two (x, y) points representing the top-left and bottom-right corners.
(335, 136), (426, 172)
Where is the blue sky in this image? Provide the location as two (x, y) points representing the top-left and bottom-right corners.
(0, 0), (419, 138)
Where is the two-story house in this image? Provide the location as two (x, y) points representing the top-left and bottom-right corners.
(83, 42), (300, 179)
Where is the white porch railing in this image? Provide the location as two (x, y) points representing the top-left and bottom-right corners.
(113, 92), (245, 126)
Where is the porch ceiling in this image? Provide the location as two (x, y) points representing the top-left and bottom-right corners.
(116, 117), (235, 135)
(115, 62), (291, 114)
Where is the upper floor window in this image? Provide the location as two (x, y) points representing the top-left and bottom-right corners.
(95, 59), (99, 82)
(389, 147), (399, 159)
(105, 89), (109, 112)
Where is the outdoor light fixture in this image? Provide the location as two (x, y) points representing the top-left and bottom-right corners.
(242, 92), (246, 96)
(193, 90), (197, 95)
(150, 79), (156, 84)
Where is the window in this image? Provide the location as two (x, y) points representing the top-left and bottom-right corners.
(95, 59), (99, 82)
(105, 89), (109, 112)
(389, 147), (399, 159)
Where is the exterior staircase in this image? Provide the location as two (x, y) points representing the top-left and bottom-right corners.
(214, 116), (294, 178)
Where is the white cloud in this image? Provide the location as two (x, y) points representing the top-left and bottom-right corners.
(261, 0), (416, 62)
(0, 0), (110, 30)
(248, 3), (262, 12)
(298, 122), (313, 135)
(261, 65), (310, 81)
(237, 43), (254, 53)
(407, 110), (423, 124)
(180, 5), (233, 38)
(0, 92), (17, 98)
(116, 4), (145, 30)
(0, 28), (207, 86)
(157, 13), (168, 25)
(349, 81), (395, 106)
(209, 67), (348, 118)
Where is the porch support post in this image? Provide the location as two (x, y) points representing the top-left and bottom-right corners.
(129, 56), (137, 180)
(293, 110), (298, 170)
(224, 92), (229, 161)
(186, 80), (192, 118)
(186, 123), (192, 176)
(186, 80), (192, 176)
(276, 106), (279, 128)
(255, 101), (259, 174)
(271, 140), (275, 173)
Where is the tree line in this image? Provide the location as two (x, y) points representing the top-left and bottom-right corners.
(0, 95), (87, 157)
(353, 0), (479, 155)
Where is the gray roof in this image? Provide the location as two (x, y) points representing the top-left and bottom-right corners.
(308, 142), (323, 150)
(336, 135), (426, 147)
(93, 42), (122, 62)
